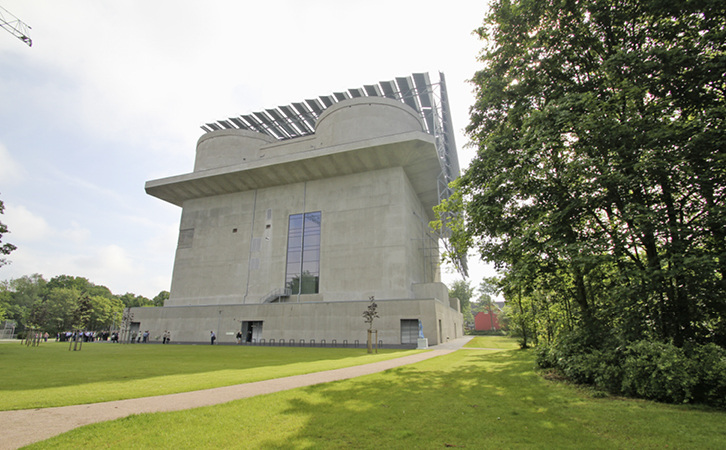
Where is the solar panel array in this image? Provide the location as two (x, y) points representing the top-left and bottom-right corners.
(202, 73), (459, 182)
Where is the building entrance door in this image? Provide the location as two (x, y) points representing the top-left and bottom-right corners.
(128, 322), (140, 343)
(241, 321), (263, 343)
(400, 319), (418, 345)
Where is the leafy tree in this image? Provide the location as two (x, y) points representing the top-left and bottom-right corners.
(362, 296), (379, 330)
(0, 288), (9, 323)
(117, 292), (153, 308)
(1, 274), (46, 330)
(0, 197), (16, 268)
(1, 273), (132, 333)
(29, 287), (79, 333)
(152, 290), (170, 307)
(46, 275), (113, 299)
(448, 279), (475, 322)
(442, 0), (725, 349)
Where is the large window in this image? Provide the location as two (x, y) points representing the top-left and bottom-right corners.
(285, 211), (321, 295)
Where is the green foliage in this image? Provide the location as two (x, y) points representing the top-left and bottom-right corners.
(362, 296), (379, 330)
(431, 178), (471, 277)
(454, 0), (726, 343)
(448, 279), (475, 322)
(0, 273), (154, 333)
(537, 334), (726, 407)
(621, 340), (695, 404)
(690, 343), (726, 408)
(0, 197), (17, 268)
(152, 290), (169, 307)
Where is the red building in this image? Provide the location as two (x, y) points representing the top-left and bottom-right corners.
(474, 310), (501, 331)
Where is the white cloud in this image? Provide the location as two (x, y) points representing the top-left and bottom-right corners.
(0, 142), (26, 185)
(3, 203), (51, 241)
(60, 221), (92, 245)
(75, 244), (134, 274)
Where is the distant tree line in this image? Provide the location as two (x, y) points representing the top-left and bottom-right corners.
(0, 274), (169, 335)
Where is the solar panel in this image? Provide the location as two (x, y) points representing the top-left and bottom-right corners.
(266, 108), (298, 137)
(363, 85), (382, 97)
(319, 95), (335, 108)
(395, 77), (418, 111)
(305, 99), (325, 115)
(241, 114), (265, 134)
(379, 80), (398, 100)
(413, 73), (432, 108)
(229, 117), (247, 129)
(333, 92), (350, 101)
(422, 109), (435, 135)
(280, 105), (313, 135)
(348, 88), (364, 98)
(255, 111), (288, 139)
(292, 102), (317, 132)
(218, 119), (235, 130)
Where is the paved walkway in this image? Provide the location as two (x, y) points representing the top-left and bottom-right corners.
(0, 337), (473, 449)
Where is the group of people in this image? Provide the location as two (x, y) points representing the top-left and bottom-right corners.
(130, 330), (150, 343)
(57, 330), (115, 342)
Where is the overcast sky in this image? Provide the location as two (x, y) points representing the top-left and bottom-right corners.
(0, 0), (495, 298)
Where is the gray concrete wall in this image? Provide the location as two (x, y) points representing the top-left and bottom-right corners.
(166, 166), (440, 307)
(129, 296), (462, 346)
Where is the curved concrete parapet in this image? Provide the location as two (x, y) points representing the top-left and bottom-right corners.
(195, 129), (277, 172)
(315, 97), (425, 146)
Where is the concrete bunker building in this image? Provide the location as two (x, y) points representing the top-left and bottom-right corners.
(127, 73), (465, 346)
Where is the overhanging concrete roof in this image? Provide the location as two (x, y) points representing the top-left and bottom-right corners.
(145, 131), (442, 219)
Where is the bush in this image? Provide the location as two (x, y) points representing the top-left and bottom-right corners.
(535, 345), (556, 369)
(690, 343), (726, 408)
(620, 340), (695, 403)
(536, 333), (726, 408)
(592, 346), (625, 394)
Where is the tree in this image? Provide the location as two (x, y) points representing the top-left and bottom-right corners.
(448, 279), (475, 322)
(28, 287), (79, 333)
(152, 291), (170, 307)
(362, 296), (379, 353)
(0, 197), (17, 268)
(1, 274), (46, 330)
(117, 293), (153, 308)
(443, 0), (726, 347)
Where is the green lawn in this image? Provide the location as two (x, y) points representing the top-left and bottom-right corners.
(0, 341), (420, 410)
(24, 343), (726, 449)
(464, 335), (520, 350)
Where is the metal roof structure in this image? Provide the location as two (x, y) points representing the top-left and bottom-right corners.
(201, 72), (467, 277)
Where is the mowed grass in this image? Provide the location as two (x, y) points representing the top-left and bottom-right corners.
(28, 345), (726, 449)
(464, 335), (520, 349)
(0, 341), (420, 410)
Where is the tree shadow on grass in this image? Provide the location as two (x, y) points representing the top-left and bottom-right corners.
(251, 349), (590, 448)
